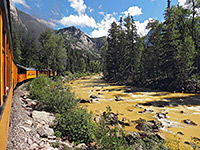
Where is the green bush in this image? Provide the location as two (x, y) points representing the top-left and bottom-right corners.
(55, 107), (96, 145)
(95, 106), (129, 150)
(28, 74), (52, 101)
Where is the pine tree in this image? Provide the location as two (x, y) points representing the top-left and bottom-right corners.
(13, 32), (22, 64)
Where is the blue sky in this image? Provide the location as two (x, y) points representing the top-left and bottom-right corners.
(12, 0), (186, 37)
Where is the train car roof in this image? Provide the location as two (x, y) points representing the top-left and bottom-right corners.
(16, 64), (36, 71)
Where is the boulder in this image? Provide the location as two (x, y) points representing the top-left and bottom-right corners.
(90, 95), (98, 99)
(79, 99), (92, 103)
(177, 131), (184, 135)
(24, 120), (33, 126)
(32, 111), (55, 125)
(115, 96), (123, 101)
(75, 143), (87, 149)
(21, 126), (32, 132)
(37, 126), (54, 138)
(156, 112), (167, 119)
(183, 119), (197, 126)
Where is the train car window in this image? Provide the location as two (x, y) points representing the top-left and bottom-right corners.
(2, 28), (5, 50)
(17, 67), (26, 74)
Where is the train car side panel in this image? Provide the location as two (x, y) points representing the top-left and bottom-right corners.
(26, 70), (36, 79)
(17, 74), (26, 83)
(0, 85), (13, 150)
(0, 9), (2, 105)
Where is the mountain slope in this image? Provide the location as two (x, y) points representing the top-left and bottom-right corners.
(10, 0), (49, 42)
(56, 26), (106, 59)
(10, 1), (105, 59)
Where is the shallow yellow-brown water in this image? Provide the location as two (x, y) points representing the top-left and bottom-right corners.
(69, 75), (200, 149)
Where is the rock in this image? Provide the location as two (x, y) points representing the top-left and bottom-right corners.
(157, 104), (165, 108)
(79, 99), (92, 103)
(138, 111), (144, 114)
(156, 112), (167, 119)
(183, 119), (197, 126)
(142, 102), (153, 106)
(37, 126), (54, 138)
(90, 95), (98, 99)
(135, 120), (161, 132)
(59, 141), (73, 149)
(37, 127), (48, 138)
(96, 89), (100, 92)
(75, 143), (87, 149)
(115, 96), (123, 101)
(124, 122), (131, 126)
(90, 142), (96, 147)
(184, 141), (190, 145)
(24, 120), (33, 126)
(48, 136), (56, 140)
(122, 118), (126, 121)
(180, 111), (184, 114)
(32, 111), (55, 125)
(30, 100), (38, 108)
(30, 143), (38, 149)
(135, 122), (144, 131)
(177, 131), (184, 135)
(193, 137), (200, 141)
(21, 126), (32, 132)
(27, 138), (33, 145)
(127, 109), (133, 112)
(24, 107), (33, 111)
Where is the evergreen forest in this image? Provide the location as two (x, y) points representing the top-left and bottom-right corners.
(103, 0), (200, 92)
(12, 29), (101, 75)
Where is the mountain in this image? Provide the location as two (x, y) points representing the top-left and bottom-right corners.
(56, 26), (106, 59)
(10, 0), (49, 42)
(10, 1), (105, 59)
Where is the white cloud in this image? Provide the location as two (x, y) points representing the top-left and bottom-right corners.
(99, 5), (102, 9)
(91, 14), (117, 38)
(51, 10), (59, 16)
(12, 0), (30, 8)
(36, 18), (57, 28)
(98, 11), (105, 15)
(54, 14), (97, 28)
(135, 18), (153, 36)
(35, 3), (40, 8)
(122, 6), (142, 17)
(68, 0), (87, 15)
(88, 7), (94, 12)
(178, 0), (186, 6)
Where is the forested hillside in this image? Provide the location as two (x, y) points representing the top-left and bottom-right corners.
(10, 2), (102, 74)
(103, 0), (200, 92)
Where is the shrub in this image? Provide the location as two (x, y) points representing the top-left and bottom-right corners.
(94, 106), (129, 150)
(28, 74), (52, 101)
(55, 107), (96, 145)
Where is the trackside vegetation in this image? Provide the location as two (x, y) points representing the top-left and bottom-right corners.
(25, 75), (168, 149)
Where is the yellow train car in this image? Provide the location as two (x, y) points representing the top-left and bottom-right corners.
(0, 0), (16, 149)
(16, 64), (37, 82)
(39, 69), (48, 76)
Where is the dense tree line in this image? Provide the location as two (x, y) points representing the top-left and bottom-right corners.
(103, 0), (200, 92)
(13, 29), (101, 74)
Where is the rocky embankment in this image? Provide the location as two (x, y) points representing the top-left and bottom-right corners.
(7, 85), (87, 150)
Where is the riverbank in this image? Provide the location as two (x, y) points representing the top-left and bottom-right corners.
(70, 75), (200, 149)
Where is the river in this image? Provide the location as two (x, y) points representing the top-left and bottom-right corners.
(69, 75), (200, 149)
